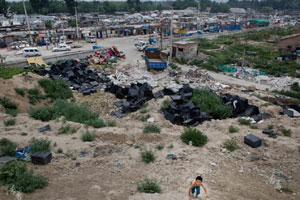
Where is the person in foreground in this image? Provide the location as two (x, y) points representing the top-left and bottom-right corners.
(188, 176), (209, 199)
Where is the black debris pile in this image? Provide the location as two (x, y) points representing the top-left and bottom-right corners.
(35, 60), (110, 95)
(106, 82), (154, 118)
(161, 85), (213, 127)
(282, 104), (300, 118)
(220, 93), (271, 122)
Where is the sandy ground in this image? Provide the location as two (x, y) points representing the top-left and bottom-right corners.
(0, 33), (300, 200)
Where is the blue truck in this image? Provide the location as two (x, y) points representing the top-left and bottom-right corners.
(144, 48), (167, 71)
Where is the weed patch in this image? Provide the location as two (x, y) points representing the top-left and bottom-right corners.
(191, 89), (231, 119)
(224, 139), (239, 152)
(156, 145), (164, 151)
(4, 119), (15, 126)
(282, 128), (292, 137)
(29, 137), (51, 153)
(0, 68), (25, 79)
(0, 97), (18, 116)
(181, 128), (208, 147)
(0, 138), (17, 157)
(38, 79), (73, 100)
(15, 88), (25, 96)
(228, 125), (239, 133)
(137, 178), (161, 193)
(81, 130), (95, 142)
(28, 88), (45, 105)
(238, 118), (251, 126)
(0, 161), (48, 193)
(141, 149), (155, 163)
(143, 125), (161, 134)
(161, 100), (170, 110)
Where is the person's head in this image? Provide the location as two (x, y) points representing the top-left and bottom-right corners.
(195, 176), (203, 184)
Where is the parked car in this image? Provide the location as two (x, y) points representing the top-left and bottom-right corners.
(86, 36), (96, 43)
(23, 47), (41, 57)
(52, 44), (71, 52)
(135, 41), (148, 51)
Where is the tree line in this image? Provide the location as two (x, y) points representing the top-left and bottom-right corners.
(1, 0), (300, 16)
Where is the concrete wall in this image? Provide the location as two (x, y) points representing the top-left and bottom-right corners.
(173, 43), (197, 59)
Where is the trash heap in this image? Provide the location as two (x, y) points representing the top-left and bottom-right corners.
(220, 93), (272, 122)
(35, 60), (111, 95)
(161, 85), (271, 126)
(161, 85), (212, 127)
(282, 104), (300, 117)
(106, 82), (154, 118)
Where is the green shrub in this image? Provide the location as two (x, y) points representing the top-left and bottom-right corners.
(58, 125), (71, 135)
(0, 138), (17, 157)
(21, 132), (27, 136)
(29, 137), (51, 153)
(143, 125), (161, 134)
(29, 106), (56, 121)
(238, 118), (251, 126)
(54, 99), (99, 124)
(282, 128), (292, 137)
(193, 37), (220, 49)
(169, 63), (179, 70)
(81, 130), (95, 142)
(267, 124), (274, 130)
(28, 88), (45, 105)
(5, 109), (18, 117)
(4, 119), (15, 126)
(137, 178), (161, 193)
(180, 128), (208, 147)
(15, 88), (25, 96)
(0, 97), (18, 110)
(89, 119), (106, 128)
(140, 114), (151, 122)
(140, 108), (148, 114)
(228, 125), (239, 133)
(250, 124), (258, 129)
(0, 161), (48, 193)
(161, 100), (170, 110)
(141, 150), (155, 163)
(191, 89), (231, 119)
(156, 145), (164, 151)
(291, 82), (300, 92)
(224, 139), (239, 152)
(38, 79), (73, 100)
(57, 148), (63, 153)
(0, 68), (25, 79)
(106, 120), (116, 127)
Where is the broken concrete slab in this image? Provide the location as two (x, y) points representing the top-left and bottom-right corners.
(38, 124), (52, 132)
(244, 134), (262, 148)
(0, 156), (17, 164)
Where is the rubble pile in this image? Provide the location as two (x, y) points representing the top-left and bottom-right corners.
(161, 86), (271, 126)
(161, 84), (213, 127)
(35, 60), (111, 95)
(106, 82), (154, 118)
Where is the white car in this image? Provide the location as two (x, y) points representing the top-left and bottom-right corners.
(52, 44), (71, 52)
(23, 47), (41, 57)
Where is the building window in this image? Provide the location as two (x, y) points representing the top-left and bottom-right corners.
(178, 48), (183, 52)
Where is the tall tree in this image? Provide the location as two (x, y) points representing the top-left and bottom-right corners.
(29, 0), (49, 13)
(0, 0), (8, 16)
(65, 0), (77, 15)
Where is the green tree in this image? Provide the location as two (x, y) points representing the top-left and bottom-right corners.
(0, 0), (7, 16)
(260, 6), (273, 13)
(29, 0), (49, 13)
(45, 21), (52, 29)
(65, 0), (77, 15)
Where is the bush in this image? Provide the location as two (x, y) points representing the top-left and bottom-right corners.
(6, 109), (18, 117)
(0, 97), (18, 110)
(38, 79), (73, 100)
(282, 128), (292, 137)
(57, 148), (63, 153)
(193, 37), (220, 49)
(15, 88), (25, 96)
(137, 178), (161, 193)
(228, 125), (239, 133)
(88, 119), (106, 128)
(4, 119), (15, 126)
(0, 138), (17, 157)
(29, 106), (56, 122)
(28, 88), (45, 105)
(250, 124), (258, 129)
(156, 145), (164, 150)
(0, 161), (48, 193)
(169, 63), (179, 70)
(58, 125), (71, 134)
(161, 100), (170, 110)
(180, 128), (208, 147)
(267, 124), (274, 130)
(238, 118), (251, 126)
(140, 108), (148, 114)
(191, 89), (232, 119)
(143, 125), (161, 134)
(106, 120), (116, 127)
(29, 137), (51, 153)
(141, 149), (155, 163)
(224, 139), (239, 152)
(81, 130), (95, 142)
(140, 114), (151, 122)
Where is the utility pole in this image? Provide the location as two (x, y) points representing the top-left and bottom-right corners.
(197, 0), (201, 30)
(160, 20), (163, 50)
(75, 6), (79, 41)
(168, 8), (174, 63)
(23, 0), (33, 46)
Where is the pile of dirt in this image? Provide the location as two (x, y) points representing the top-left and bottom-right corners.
(0, 72), (45, 113)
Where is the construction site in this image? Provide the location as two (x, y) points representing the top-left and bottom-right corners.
(0, 1), (300, 200)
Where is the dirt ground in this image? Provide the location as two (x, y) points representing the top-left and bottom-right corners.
(0, 38), (300, 200)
